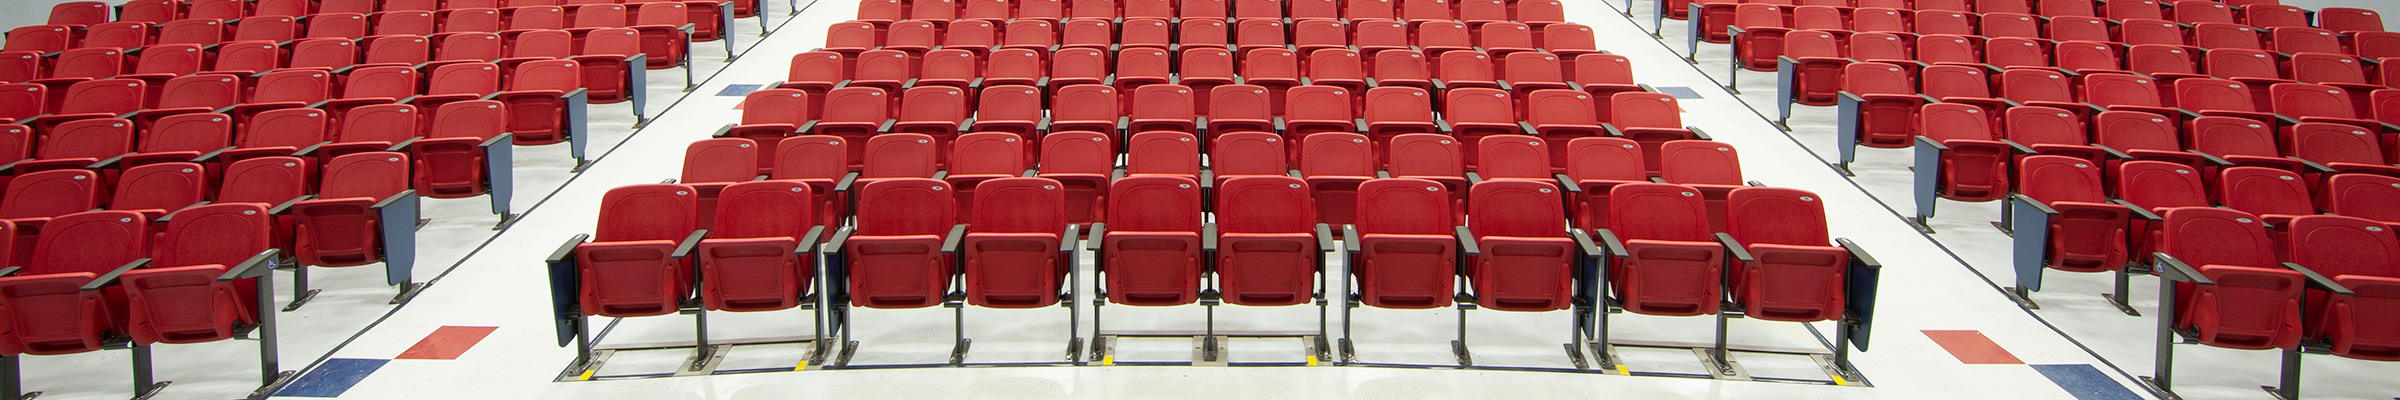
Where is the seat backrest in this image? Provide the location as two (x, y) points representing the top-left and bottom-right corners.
(26, 211), (148, 276)
(681, 138), (758, 183)
(40, 118), (134, 160)
(152, 203), (272, 269)
(852, 50), (916, 84)
(2288, 53), (2370, 86)
(1038, 131), (1114, 175)
(771, 136), (847, 180)
(898, 86), (968, 125)
(950, 132), (1027, 176)
(712, 180), (816, 239)
(2286, 215), (2400, 280)
(1784, 30), (1842, 58)
(1385, 134), (1461, 178)
(82, 22), (152, 51)
(0, 169), (103, 220)
(2191, 23), (2264, 50)
(59, 79), (144, 115)
(2104, 0), (2162, 20)
(1997, 69), (2073, 103)
(973, 85), (1042, 124)
(2052, 40), (2118, 71)
(232, 16), (299, 42)
(133, 44), (206, 77)
(1852, 8), (1908, 33)
(1355, 178), (1452, 235)
(740, 89), (809, 125)
(425, 62), (501, 96)
(2270, 83), (2358, 119)
(1611, 92), (1683, 129)
(2003, 106), (2087, 146)
(1467, 179), (1564, 238)
(1475, 136), (1549, 180)
(2321, 8), (2386, 33)
(2081, 73), (2163, 108)
(786, 51), (847, 84)
(1726, 187), (1832, 247)
(1914, 10), (1975, 35)
(1300, 133), (1375, 177)
(0, 125), (30, 167)
(218, 157), (313, 205)
(1575, 54), (1636, 85)
(1217, 176), (1314, 234)
(241, 108), (329, 149)
(287, 39), (358, 70)
(1526, 89), (1599, 126)
(47, 48), (125, 80)
(1365, 86), (1434, 124)
(157, 74), (241, 110)
(970, 177), (1065, 233)
(1608, 183), (1710, 242)
(1845, 62), (1915, 95)
(1243, 48), (1300, 83)
(820, 87), (891, 124)
(1913, 34), (1980, 64)
(2174, 78), (2260, 112)
(1434, 51), (1494, 83)
(595, 184), (698, 243)
(1213, 132), (1287, 177)
(2217, 166), (2314, 216)
(2115, 160), (2209, 208)
(1129, 84), (1196, 121)
(2159, 207), (2275, 268)
(1658, 140), (1742, 185)
(1209, 84), (1274, 121)
(2186, 116), (2278, 157)
(318, 152), (411, 200)
(1566, 137), (1647, 182)
(2324, 174), (2400, 224)
(156, 19), (226, 45)
(2017, 155), (2106, 204)
(142, 113), (232, 153)
(861, 133), (939, 179)
(1106, 175), (1201, 233)
(2203, 48), (2280, 80)
(1286, 85), (1353, 122)
(1917, 103), (1996, 142)
(2287, 122), (2385, 166)
(1051, 84), (1120, 123)
(1127, 131), (1201, 176)
(2048, 16), (2113, 42)
(46, 2), (109, 26)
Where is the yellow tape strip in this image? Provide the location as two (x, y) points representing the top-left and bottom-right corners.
(1101, 355), (1115, 366)
(1305, 356), (1318, 366)
(1615, 365), (1631, 375)
(794, 361), (809, 371)
(578, 370), (596, 381)
(1832, 375), (1849, 386)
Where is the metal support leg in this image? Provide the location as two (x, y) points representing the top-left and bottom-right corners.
(283, 266), (318, 312)
(2265, 349), (2301, 400)
(131, 345), (164, 399)
(1, 356), (21, 400)
(2143, 275), (2179, 399)
(1452, 303), (1472, 367)
(1712, 313), (1733, 373)
(249, 269), (295, 398)
(573, 316), (594, 374)
(948, 302), (969, 366)
(688, 310), (713, 371)
(2104, 270), (2140, 316)
(1833, 318), (1858, 382)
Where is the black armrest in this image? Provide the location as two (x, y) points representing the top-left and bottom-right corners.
(0, 266), (17, 276)
(479, 133), (512, 148)
(1464, 171), (1483, 184)
(217, 250), (282, 281)
(1315, 223), (1335, 253)
(85, 152), (132, 170)
(547, 234), (589, 265)
(1592, 228), (1629, 258)
(79, 258), (152, 291)
(385, 137), (422, 152)
(1836, 238), (1880, 270)
(1435, 118), (1454, 134)
(940, 224), (968, 254)
(1060, 224), (1081, 253)
(1454, 226), (1479, 256)
(1913, 135), (1951, 151)
(2287, 156), (2337, 174)
(2283, 262), (2353, 296)
(2011, 193), (2061, 215)
(2184, 149), (2234, 166)
(1084, 222), (1107, 251)
(1342, 224), (1362, 254)
(1997, 138), (2038, 154)
(372, 190), (417, 209)
(1201, 223), (1218, 252)
(267, 195), (312, 214)
(834, 172), (860, 192)
(293, 141), (331, 157)
(2092, 143), (2133, 159)
(2111, 199), (2162, 221)
(1713, 232), (1755, 263)
(1569, 229), (1601, 258)
(1554, 174), (1580, 193)
(711, 123), (736, 137)
(875, 119), (896, 133)
(1496, 79), (1513, 92)
(1430, 78), (1448, 91)
(1517, 121), (1538, 135)
(1602, 123), (1626, 138)
(958, 117), (978, 133)
(794, 121), (818, 135)
(1838, 91), (1867, 105)
(670, 229), (709, 259)
(1688, 126), (1711, 140)
(823, 227), (855, 255)
(2151, 253), (2215, 285)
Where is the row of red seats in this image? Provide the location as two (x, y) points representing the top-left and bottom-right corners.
(857, 0), (1569, 26)
(1713, 5), (2396, 61)
(0, 204), (291, 400)
(43, 0), (762, 27)
(820, 17), (1599, 58)
(1672, 0), (2386, 35)
(11, 2), (735, 54)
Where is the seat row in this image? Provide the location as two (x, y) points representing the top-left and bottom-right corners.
(9, 2), (734, 54)
(820, 16), (1600, 59)
(42, 0), (762, 27)
(857, 0), (1570, 26)
(1672, 0), (2387, 34)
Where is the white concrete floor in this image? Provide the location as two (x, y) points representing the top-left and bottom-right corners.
(35, 0), (2399, 398)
